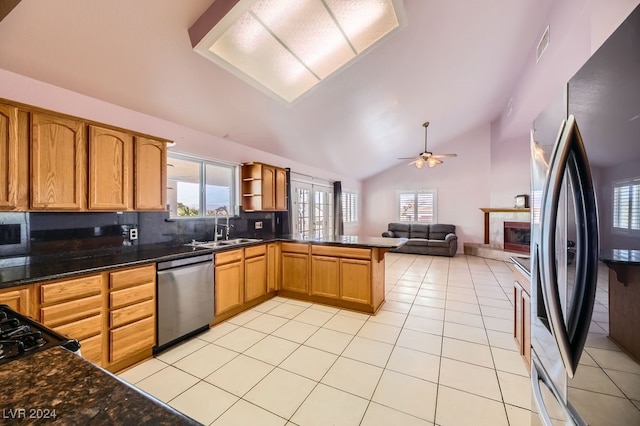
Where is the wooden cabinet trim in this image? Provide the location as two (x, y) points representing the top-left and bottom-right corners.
(0, 103), (19, 209)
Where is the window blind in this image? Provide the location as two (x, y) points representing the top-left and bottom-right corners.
(613, 177), (640, 232)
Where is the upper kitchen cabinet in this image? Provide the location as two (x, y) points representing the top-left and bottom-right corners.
(0, 103), (25, 210)
(134, 136), (167, 210)
(241, 162), (287, 212)
(30, 113), (86, 210)
(88, 125), (133, 211)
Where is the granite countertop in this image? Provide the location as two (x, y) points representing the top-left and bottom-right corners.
(0, 243), (213, 289)
(0, 346), (199, 425)
(280, 234), (407, 248)
(600, 248), (640, 266)
(0, 235), (405, 290)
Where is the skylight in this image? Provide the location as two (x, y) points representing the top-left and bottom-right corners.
(189, 0), (405, 102)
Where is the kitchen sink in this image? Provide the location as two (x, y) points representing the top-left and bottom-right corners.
(187, 238), (262, 248)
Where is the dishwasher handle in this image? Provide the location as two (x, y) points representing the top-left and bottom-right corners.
(157, 253), (213, 271)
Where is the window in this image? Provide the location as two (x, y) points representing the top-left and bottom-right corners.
(398, 190), (437, 223)
(167, 153), (236, 218)
(613, 177), (640, 234)
(342, 192), (358, 223)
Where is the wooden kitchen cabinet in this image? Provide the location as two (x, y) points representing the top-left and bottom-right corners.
(215, 249), (244, 315)
(245, 244), (267, 302)
(340, 258), (371, 304)
(107, 264), (156, 370)
(0, 103), (20, 210)
(267, 242), (280, 293)
(311, 255), (340, 299)
(281, 243), (310, 294)
(241, 162), (287, 212)
(38, 274), (105, 366)
(513, 267), (531, 372)
(30, 112), (87, 210)
(134, 136), (167, 210)
(88, 125), (133, 211)
(0, 285), (33, 317)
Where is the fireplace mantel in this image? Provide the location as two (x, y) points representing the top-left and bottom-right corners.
(480, 208), (531, 244)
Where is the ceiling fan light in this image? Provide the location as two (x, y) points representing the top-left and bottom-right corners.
(427, 157), (440, 167)
(415, 158), (425, 168)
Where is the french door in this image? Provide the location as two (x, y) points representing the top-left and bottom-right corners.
(291, 181), (333, 238)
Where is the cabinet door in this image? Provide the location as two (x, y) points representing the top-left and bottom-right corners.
(0, 286), (31, 316)
(522, 289), (531, 370)
(31, 113), (86, 209)
(281, 252), (309, 293)
(275, 167), (287, 210)
(134, 136), (166, 210)
(215, 261), (244, 314)
(110, 316), (155, 363)
(261, 164), (276, 210)
(340, 259), (371, 304)
(0, 103), (18, 209)
(267, 243), (280, 292)
(311, 255), (339, 298)
(88, 125), (133, 210)
(245, 255), (267, 302)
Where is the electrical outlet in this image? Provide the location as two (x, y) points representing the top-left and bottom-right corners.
(255, 221), (263, 229)
(129, 228), (138, 240)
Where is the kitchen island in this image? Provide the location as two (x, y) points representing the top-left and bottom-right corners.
(0, 346), (199, 425)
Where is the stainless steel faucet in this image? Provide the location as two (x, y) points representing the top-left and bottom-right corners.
(214, 206), (230, 241)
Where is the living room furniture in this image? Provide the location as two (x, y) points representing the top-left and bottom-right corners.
(381, 223), (457, 256)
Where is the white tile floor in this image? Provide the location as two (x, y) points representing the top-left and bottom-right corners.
(119, 253), (534, 425)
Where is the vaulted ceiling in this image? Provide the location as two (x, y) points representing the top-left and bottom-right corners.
(0, 0), (552, 180)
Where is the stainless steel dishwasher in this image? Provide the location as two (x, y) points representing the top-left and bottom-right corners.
(156, 253), (214, 351)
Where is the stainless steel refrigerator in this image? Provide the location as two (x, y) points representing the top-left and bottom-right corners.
(530, 4), (640, 425)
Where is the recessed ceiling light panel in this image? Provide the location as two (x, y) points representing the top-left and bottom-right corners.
(190, 0), (406, 102)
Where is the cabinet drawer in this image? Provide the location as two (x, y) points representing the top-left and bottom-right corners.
(311, 245), (371, 260)
(40, 294), (102, 327)
(53, 313), (102, 340)
(215, 249), (243, 265)
(245, 244), (266, 258)
(80, 334), (103, 366)
(109, 265), (156, 290)
(110, 299), (154, 328)
(281, 242), (309, 254)
(110, 282), (154, 309)
(110, 316), (155, 362)
(40, 275), (102, 304)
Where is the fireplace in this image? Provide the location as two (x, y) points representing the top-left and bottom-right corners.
(504, 221), (531, 254)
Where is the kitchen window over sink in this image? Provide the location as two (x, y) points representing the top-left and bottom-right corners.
(167, 153), (237, 218)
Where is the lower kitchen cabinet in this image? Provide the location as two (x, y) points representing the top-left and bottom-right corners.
(311, 255), (340, 298)
(107, 264), (156, 370)
(0, 285), (33, 317)
(281, 243), (310, 294)
(38, 274), (105, 366)
(215, 249), (244, 315)
(340, 258), (371, 304)
(267, 242), (280, 293)
(245, 245), (267, 302)
(513, 268), (531, 372)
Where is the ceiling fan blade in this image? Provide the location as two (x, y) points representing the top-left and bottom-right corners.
(398, 156), (417, 160)
(427, 158), (443, 167)
(431, 153), (457, 158)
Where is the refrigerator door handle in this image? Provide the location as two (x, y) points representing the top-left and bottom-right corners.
(540, 115), (599, 378)
(532, 356), (585, 426)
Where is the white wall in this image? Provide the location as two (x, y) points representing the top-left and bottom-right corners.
(362, 125), (491, 248)
(489, 132), (531, 207)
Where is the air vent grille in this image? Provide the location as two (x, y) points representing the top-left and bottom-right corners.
(536, 26), (550, 63)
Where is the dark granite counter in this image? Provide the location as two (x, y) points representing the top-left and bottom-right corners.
(0, 243), (212, 289)
(600, 248), (640, 266)
(0, 235), (405, 290)
(510, 255), (531, 277)
(279, 234), (406, 248)
(0, 346), (199, 425)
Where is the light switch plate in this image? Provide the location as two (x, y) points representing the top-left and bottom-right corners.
(255, 221), (263, 229)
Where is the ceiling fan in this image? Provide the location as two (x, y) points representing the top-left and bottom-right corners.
(398, 122), (457, 168)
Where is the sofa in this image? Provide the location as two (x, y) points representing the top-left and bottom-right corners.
(382, 223), (458, 257)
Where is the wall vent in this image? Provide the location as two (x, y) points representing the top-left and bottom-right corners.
(536, 26), (550, 63)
